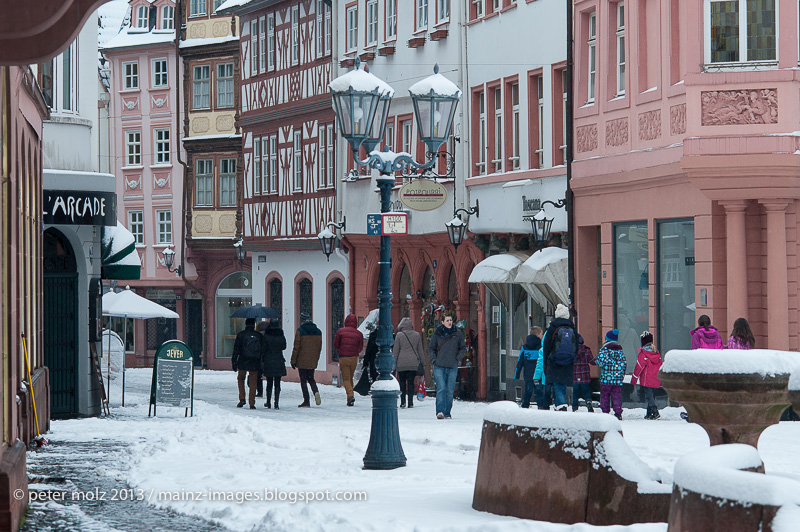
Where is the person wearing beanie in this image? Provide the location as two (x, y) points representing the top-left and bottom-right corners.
(542, 305), (578, 412)
(631, 331), (663, 420)
(572, 335), (597, 412)
(514, 331), (543, 408)
(290, 313), (323, 407)
(596, 328), (626, 420)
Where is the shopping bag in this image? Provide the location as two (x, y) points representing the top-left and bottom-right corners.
(417, 377), (426, 401)
(354, 369), (371, 396)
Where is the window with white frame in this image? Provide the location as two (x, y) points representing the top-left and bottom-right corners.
(156, 210), (172, 244)
(318, 126), (326, 188)
(347, 5), (358, 51)
(190, 0), (205, 16)
(261, 137), (270, 193)
(537, 76), (545, 168)
(367, 0), (378, 46)
(292, 5), (300, 65)
(478, 91), (486, 174)
(317, 1), (325, 56)
(324, 2), (332, 54)
(493, 87), (502, 172)
(217, 62), (234, 108)
(193, 64), (210, 109)
(269, 135), (278, 193)
(386, 0), (397, 39)
(162, 5), (174, 29)
(128, 210), (144, 245)
(616, 2), (626, 95)
(220, 158), (237, 207)
(259, 17), (266, 73)
(123, 61), (139, 90)
(152, 58), (168, 87)
(196, 159), (213, 206)
(385, 121), (394, 151)
(251, 20), (259, 74)
(492, 0), (500, 13)
(254, 138), (261, 195)
(294, 130), (303, 191)
(154, 128), (170, 164)
(126, 131), (141, 166)
(473, 0), (484, 19)
(50, 41), (79, 112)
(267, 14), (275, 70)
(136, 5), (148, 28)
(417, 0), (428, 30)
(401, 120), (412, 155)
(708, 0), (776, 63)
(326, 124), (334, 187)
(587, 11), (596, 102)
(437, 0), (449, 22)
(511, 83), (520, 170)
(561, 70), (567, 161)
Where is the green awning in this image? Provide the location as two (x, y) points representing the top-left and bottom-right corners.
(101, 222), (141, 280)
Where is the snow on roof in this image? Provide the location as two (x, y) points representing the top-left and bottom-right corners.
(215, 0), (252, 13)
(661, 349), (800, 377)
(483, 401), (622, 432)
(179, 35), (240, 48)
(183, 133), (242, 142)
(97, 0), (131, 48)
(674, 444), (800, 506)
(329, 64), (395, 97)
(408, 69), (462, 99)
(103, 28), (175, 50)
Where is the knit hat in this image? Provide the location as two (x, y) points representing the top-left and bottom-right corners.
(605, 328), (619, 342)
(299, 311), (311, 322)
(554, 304), (570, 320)
(640, 330), (653, 347)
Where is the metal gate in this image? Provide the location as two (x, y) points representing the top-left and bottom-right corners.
(43, 229), (79, 416)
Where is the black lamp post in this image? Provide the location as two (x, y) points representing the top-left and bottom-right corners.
(161, 245), (182, 275)
(329, 61), (460, 470)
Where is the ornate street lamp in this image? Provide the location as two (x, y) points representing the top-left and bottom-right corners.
(233, 238), (246, 263)
(317, 218), (346, 261)
(329, 62), (460, 470)
(445, 200), (479, 253)
(523, 199), (565, 248)
(161, 245), (182, 275)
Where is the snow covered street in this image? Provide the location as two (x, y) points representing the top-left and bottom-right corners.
(23, 368), (800, 532)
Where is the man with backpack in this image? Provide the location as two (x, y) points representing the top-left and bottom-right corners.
(232, 318), (265, 409)
(541, 304), (578, 412)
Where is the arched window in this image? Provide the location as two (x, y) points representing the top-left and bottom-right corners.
(447, 265), (457, 306)
(136, 5), (148, 28)
(422, 266), (435, 300)
(298, 278), (313, 321)
(398, 265), (411, 318)
(215, 272), (252, 358)
(162, 5), (174, 29)
(329, 278), (344, 359)
(269, 277), (282, 314)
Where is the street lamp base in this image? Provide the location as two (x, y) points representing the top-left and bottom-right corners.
(363, 388), (407, 470)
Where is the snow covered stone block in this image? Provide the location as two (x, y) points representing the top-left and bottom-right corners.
(472, 402), (670, 525)
(668, 444), (800, 532)
(660, 349), (797, 446)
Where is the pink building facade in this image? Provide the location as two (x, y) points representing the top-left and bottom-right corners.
(572, 0), (796, 364)
(103, 1), (188, 366)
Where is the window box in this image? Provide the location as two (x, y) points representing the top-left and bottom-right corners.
(378, 44), (396, 56)
(407, 36), (426, 48)
(429, 28), (448, 40)
(359, 50), (376, 61)
(340, 57), (356, 68)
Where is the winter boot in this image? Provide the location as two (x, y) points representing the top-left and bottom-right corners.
(274, 391), (280, 410)
(347, 396), (355, 407)
(408, 397), (413, 408)
(265, 398), (271, 409)
(237, 401), (245, 408)
(400, 397), (406, 408)
(298, 401), (310, 408)
(650, 407), (660, 420)
(587, 404), (594, 413)
(314, 392), (322, 406)
(614, 411), (623, 420)
(643, 407), (652, 420)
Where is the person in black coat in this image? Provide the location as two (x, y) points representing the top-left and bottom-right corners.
(232, 318), (264, 409)
(363, 326), (379, 382)
(541, 304), (578, 411)
(260, 318), (287, 410)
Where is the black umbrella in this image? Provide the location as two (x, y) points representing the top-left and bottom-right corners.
(229, 304), (280, 319)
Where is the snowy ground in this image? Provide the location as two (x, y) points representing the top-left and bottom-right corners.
(26, 368), (800, 532)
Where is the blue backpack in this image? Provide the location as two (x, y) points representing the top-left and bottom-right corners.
(551, 326), (577, 367)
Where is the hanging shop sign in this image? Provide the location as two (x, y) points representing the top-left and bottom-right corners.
(43, 190), (116, 226)
(366, 213), (409, 235)
(398, 179), (447, 211)
(149, 340), (194, 417)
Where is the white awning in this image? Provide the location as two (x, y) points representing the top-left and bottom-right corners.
(468, 252), (530, 309)
(516, 247), (569, 308)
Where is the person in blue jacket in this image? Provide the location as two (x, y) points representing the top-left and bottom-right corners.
(514, 330), (542, 408)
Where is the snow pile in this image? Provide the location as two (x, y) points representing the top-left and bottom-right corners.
(661, 349), (800, 377)
(674, 444), (800, 506)
(788, 368), (800, 391)
(594, 432), (670, 494)
(483, 401), (621, 432)
(772, 505), (800, 532)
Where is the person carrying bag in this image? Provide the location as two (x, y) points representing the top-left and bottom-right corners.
(393, 317), (425, 408)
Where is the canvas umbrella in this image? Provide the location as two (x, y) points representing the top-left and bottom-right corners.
(515, 247), (569, 309)
(103, 288), (180, 406)
(229, 304), (279, 320)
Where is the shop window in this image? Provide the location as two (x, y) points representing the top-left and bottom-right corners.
(613, 221), (649, 372)
(657, 219), (695, 353)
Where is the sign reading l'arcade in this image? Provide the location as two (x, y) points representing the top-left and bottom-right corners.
(43, 190), (117, 226)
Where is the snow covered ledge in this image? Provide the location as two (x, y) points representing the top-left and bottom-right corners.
(472, 401), (671, 526)
(660, 349), (799, 446)
(668, 444), (800, 532)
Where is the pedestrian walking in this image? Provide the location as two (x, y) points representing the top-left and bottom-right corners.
(333, 314), (363, 407)
(572, 335), (596, 412)
(631, 331), (662, 420)
(393, 317), (425, 409)
(363, 323), (379, 382)
(726, 317), (754, 350)
(514, 332), (542, 409)
(596, 328), (626, 420)
(232, 318), (264, 409)
(428, 312), (466, 419)
(290, 312), (323, 408)
(690, 314), (723, 349)
(260, 318), (287, 410)
(542, 304), (578, 412)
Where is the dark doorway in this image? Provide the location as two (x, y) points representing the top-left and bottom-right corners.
(185, 298), (203, 366)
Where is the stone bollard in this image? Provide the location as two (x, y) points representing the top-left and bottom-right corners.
(472, 402), (670, 525)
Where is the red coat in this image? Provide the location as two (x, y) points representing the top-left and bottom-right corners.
(334, 314), (364, 357)
(630, 346), (663, 388)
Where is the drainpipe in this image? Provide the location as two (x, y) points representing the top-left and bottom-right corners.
(566, 0), (576, 328)
(174, 0), (208, 366)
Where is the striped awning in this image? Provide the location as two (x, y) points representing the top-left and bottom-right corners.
(101, 222), (141, 280)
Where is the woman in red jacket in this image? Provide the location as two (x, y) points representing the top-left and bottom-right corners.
(631, 331), (663, 420)
(333, 314), (364, 406)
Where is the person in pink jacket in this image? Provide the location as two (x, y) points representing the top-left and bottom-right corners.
(690, 314), (723, 349)
(725, 317), (754, 350)
(631, 331), (663, 420)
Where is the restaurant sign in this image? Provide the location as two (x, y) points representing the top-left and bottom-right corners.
(398, 179), (447, 211)
(43, 190), (117, 226)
